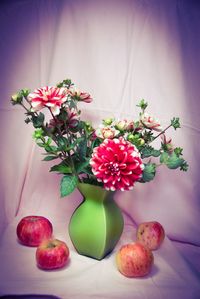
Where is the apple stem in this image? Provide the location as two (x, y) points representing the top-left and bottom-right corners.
(47, 243), (57, 249)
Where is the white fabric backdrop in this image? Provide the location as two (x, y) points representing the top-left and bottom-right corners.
(0, 0), (200, 298)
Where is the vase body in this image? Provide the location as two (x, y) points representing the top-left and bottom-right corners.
(69, 183), (124, 260)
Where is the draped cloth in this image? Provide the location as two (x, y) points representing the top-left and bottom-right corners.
(0, 1), (200, 298)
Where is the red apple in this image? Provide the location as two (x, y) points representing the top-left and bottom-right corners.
(136, 221), (165, 250)
(16, 215), (53, 247)
(116, 242), (154, 277)
(36, 239), (70, 270)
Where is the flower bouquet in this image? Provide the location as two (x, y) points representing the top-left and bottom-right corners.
(11, 79), (188, 259)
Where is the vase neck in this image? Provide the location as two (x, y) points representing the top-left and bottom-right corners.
(77, 183), (114, 203)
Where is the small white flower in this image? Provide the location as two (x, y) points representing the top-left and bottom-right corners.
(140, 112), (162, 131)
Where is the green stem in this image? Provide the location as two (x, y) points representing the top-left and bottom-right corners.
(151, 124), (172, 142)
(20, 103), (30, 113)
(47, 108), (79, 180)
(24, 96), (32, 108)
(48, 107), (58, 124)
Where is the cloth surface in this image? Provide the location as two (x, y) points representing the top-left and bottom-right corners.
(0, 0), (200, 298)
(0, 217), (200, 299)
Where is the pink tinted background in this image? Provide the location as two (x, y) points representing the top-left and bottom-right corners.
(0, 0), (200, 298)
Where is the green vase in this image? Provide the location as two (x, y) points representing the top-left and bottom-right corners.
(69, 183), (124, 260)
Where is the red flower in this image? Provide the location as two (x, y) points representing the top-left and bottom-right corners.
(90, 137), (144, 191)
(28, 86), (68, 115)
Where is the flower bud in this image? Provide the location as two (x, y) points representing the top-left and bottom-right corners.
(95, 126), (119, 139)
(21, 89), (30, 97)
(85, 122), (93, 132)
(102, 128), (116, 139)
(11, 93), (23, 104)
(166, 143), (173, 153)
(115, 120), (128, 131)
(138, 138), (145, 146)
(33, 128), (44, 140)
(103, 118), (113, 126)
(127, 134), (135, 142)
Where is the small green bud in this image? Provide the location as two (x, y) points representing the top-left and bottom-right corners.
(103, 118), (114, 126)
(33, 128), (44, 140)
(115, 120), (128, 131)
(21, 89), (30, 97)
(11, 93), (23, 104)
(137, 99), (148, 111)
(138, 138), (145, 146)
(127, 134), (135, 142)
(85, 122), (93, 132)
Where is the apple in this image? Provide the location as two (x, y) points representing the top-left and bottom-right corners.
(36, 239), (70, 270)
(116, 242), (154, 277)
(136, 221), (165, 250)
(16, 215), (53, 247)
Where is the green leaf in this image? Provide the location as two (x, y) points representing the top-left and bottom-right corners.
(32, 112), (45, 128)
(174, 147), (183, 157)
(60, 175), (78, 197)
(57, 79), (73, 89)
(82, 176), (103, 187)
(91, 138), (101, 150)
(166, 152), (184, 169)
(160, 152), (185, 170)
(142, 130), (154, 142)
(46, 137), (52, 146)
(25, 117), (31, 124)
(36, 142), (45, 148)
(137, 99), (148, 111)
(141, 163), (156, 182)
(67, 137), (85, 151)
(33, 128), (44, 139)
(57, 109), (68, 121)
(47, 145), (58, 152)
(171, 117), (181, 130)
(160, 152), (169, 163)
(180, 161), (189, 171)
(20, 88), (30, 97)
(76, 120), (85, 130)
(43, 155), (58, 161)
(141, 146), (160, 158)
(44, 144), (53, 152)
(152, 149), (161, 157)
(77, 138), (87, 160)
(75, 159), (90, 174)
(57, 136), (68, 151)
(50, 162), (72, 174)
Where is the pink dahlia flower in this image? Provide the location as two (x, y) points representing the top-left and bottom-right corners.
(90, 137), (144, 191)
(27, 86), (68, 115)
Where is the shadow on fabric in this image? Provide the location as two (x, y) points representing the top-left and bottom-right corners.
(0, 295), (61, 299)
